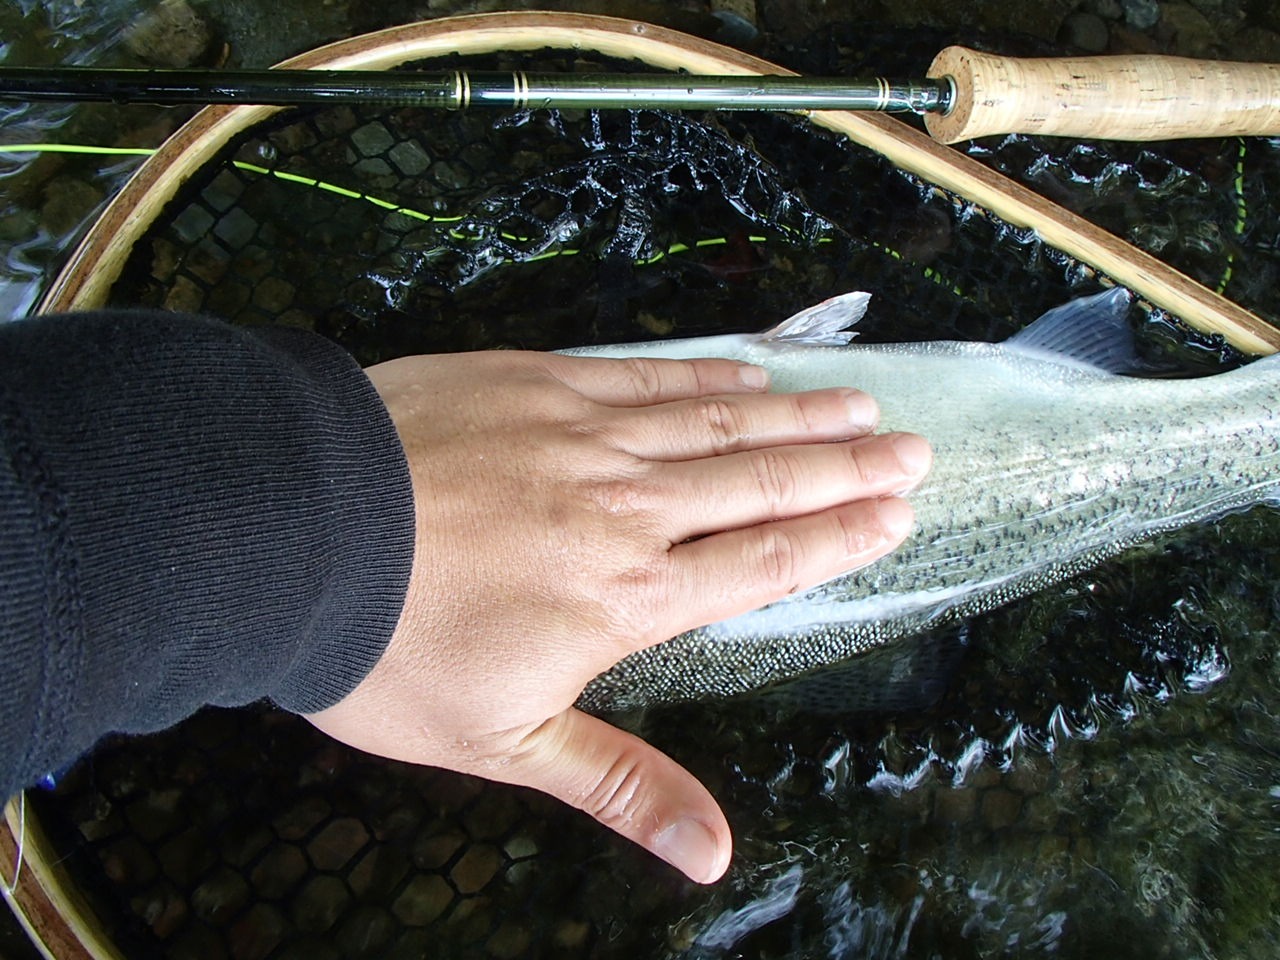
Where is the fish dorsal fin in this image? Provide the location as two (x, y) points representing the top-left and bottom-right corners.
(758, 291), (870, 346)
(1005, 287), (1138, 374)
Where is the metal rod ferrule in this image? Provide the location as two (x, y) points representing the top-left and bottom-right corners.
(0, 66), (953, 115)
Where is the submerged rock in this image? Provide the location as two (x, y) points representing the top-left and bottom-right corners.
(1121, 0), (1161, 30)
(1160, 2), (1219, 56)
(1059, 11), (1111, 51)
(123, 0), (214, 68)
(40, 175), (102, 236)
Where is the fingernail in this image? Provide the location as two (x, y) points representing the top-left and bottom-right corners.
(737, 363), (769, 390)
(844, 390), (879, 431)
(875, 497), (915, 541)
(654, 818), (721, 884)
(890, 433), (932, 477)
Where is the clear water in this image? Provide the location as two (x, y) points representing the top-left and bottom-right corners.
(0, 1), (182, 317)
(629, 509), (1280, 957)
(5, 2), (1280, 958)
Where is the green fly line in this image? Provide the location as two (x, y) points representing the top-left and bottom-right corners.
(1216, 137), (1248, 295)
(0, 142), (837, 269)
(18, 135), (1229, 305)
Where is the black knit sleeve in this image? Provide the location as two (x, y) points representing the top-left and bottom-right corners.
(0, 310), (414, 797)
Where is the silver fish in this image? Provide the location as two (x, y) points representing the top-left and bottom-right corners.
(567, 289), (1280, 712)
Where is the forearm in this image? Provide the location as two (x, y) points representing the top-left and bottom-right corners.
(0, 310), (413, 797)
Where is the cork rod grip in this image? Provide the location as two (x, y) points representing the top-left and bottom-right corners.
(924, 45), (1280, 142)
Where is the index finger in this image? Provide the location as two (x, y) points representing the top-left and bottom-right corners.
(542, 353), (770, 406)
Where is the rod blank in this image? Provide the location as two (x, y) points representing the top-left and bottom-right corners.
(7, 49), (1280, 141)
(0, 66), (953, 115)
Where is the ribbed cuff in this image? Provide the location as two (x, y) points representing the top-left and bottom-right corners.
(0, 310), (413, 791)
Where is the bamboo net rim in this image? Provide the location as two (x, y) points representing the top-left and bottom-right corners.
(10, 10), (1280, 959)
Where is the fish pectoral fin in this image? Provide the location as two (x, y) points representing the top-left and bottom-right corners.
(1006, 286), (1140, 375)
(757, 291), (870, 346)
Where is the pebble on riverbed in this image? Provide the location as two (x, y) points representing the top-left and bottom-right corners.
(123, 0), (215, 68)
(39, 176), (103, 237)
(1059, 11), (1111, 51)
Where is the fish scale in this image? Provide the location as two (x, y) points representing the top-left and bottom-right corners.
(571, 290), (1280, 711)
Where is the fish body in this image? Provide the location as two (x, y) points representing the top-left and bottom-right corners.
(566, 290), (1280, 712)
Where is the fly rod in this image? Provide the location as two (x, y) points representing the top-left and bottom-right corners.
(2, 46), (1279, 142)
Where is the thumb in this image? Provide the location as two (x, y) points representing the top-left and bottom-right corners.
(505, 708), (733, 884)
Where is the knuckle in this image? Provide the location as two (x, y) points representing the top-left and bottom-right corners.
(617, 561), (670, 643)
(620, 357), (667, 401)
(786, 392), (821, 432)
(753, 524), (805, 589)
(684, 359), (713, 396)
(450, 722), (545, 771)
(564, 416), (607, 445)
(751, 449), (802, 513)
(578, 753), (649, 829)
(569, 409), (647, 454)
(844, 441), (878, 488)
(834, 504), (882, 558)
(699, 397), (750, 453)
(589, 476), (651, 516)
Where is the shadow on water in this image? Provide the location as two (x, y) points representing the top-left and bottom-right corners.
(6, 2), (1280, 958)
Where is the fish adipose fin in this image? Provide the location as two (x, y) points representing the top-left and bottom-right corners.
(758, 291), (870, 346)
(1005, 287), (1139, 374)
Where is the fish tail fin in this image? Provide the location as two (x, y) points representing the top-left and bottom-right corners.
(758, 291), (870, 346)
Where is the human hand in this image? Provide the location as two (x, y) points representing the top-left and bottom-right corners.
(306, 349), (932, 883)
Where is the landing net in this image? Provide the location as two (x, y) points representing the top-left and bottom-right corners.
(25, 42), (1280, 960)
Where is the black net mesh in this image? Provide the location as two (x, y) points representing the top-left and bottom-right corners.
(43, 708), (614, 960)
(26, 41), (1280, 960)
(110, 49), (1279, 370)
